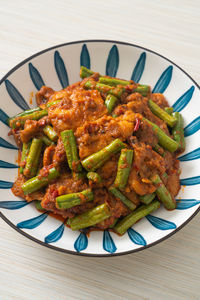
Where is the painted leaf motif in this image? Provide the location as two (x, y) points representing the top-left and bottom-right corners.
(0, 180), (13, 189)
(74, 232), (88, 252)
(146, 214), (176, 230)
(172, 86), (195, 112)
(152, 66), (173, 93)
(178, 147), (200, 161)
(103, 230), (117, 253)
(106, 45), (119, 77)
(131, 52), (146, 83)
(29, 63), (45, 90)
(45, 223), (65, 243)
(80, 44), (90, 69)
(176, 199), (200, 210)
(184, 116), (200, 137)
(17, 213), (48, 229)
(0, 109), (9, 126)
(54, 51), (69, 88)
(127, 228), (146, 246)
(0, 200), (29, 209)
(5, 79), (30, 110)
(0, 160), (18, 168)
(180, 176), (200, 186)
(0, 137), (18, 150)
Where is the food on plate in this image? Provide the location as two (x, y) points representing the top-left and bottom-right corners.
(8, 66), (185, 235)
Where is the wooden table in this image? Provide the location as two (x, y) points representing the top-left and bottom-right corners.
(0, 1), (199, 299)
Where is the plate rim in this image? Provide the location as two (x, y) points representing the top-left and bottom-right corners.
(0, 39), (199, 257)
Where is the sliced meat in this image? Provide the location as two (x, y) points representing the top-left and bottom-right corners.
(36, 86), (55, 106)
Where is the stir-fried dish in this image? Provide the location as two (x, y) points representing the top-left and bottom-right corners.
(9, 66), (185, 235)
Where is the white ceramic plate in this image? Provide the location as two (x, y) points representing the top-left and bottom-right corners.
(0, 40), (199, 256)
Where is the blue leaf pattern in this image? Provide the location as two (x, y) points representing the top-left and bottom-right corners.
(0, 180), (13, 189)
(0, 160), (18, 168)
(45, 223), (65, 243)
(184, 116), (200, 137)
(0, 137), (18, 150)
(54, 51), (69, 88)
(74, 233), (88, 252)
(178, 148), (200, 161)
(17, 213), (48, 229)
(0, 109), (9, 126)
(0, 200), (29, 210)
(146, 215), (176, 230)
(5, 79), (30, 110)
(180, 176), (200, 186)
(29, 63), (45, 90)
(103, 230), (117, 253)
(127, 228), (146, 246)
(176, 199), (200, 210)
(106, 45), (119, 77)
(131, 52), (146, 83)
(172, 86), (195, 112)
(80, 44), (90, 69)
(152, 66), (173, 93)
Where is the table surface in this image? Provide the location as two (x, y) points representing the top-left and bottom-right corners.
(0, 1), (199, 299)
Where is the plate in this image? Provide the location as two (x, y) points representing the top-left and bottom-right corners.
(0, 40), (200, 256)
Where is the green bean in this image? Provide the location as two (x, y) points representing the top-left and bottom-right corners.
(43, 125), (58, 142)
(41, 136), (55, 146)
(172, 112), (185, 152)
(56, 189), (94, 210)
(139, 192), (156, 205)
(109, 187), (136, 211)
(148, 99), (177, 127)
(46, 99), (62, 108)
(109, 218), (118, 228)
(153, 144), (165, 157)
(81, 139), (125, 171)
(84, 80), (124, 98)
(9, 109), (48, 128)
(35, 200), (45, 211)
(144, 118), (179, 152)
(164, 107), (173, 115)
(105, 94), (118, 113)
(22, 167), (60, 195)
(114, 149), (133, 190)
(87, 172), (102, 183)
(23, 138), (43, 178)
(19, 142), (31, 174)
(80, 66), (94, 79)
(61, 129), (82, 172)
(99, 77), (130, 86)
(114, 200), (160, 235)
(133, 85), (150, 97)
(68, 203), (111, 230)
(73, 172), (87, 180)
(150, 174), (176, 210)
(8, 107), (41, 124)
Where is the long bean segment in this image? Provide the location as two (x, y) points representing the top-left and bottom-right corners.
(148, 99), (177, 127)
(8, 107), (41, 124)
(19, 142), (31, 174)
(150, 174), (176, 210)
(9, 109), (48, 129)
(114, 200), (160, 235)
(46, 99), (62, 108)
(114, 149), (133, 190)
(61, 129), (82, 172)
(69, 203), (111, 230)
(99, 76), (130, 86)
(172, 112), (185, 152)
(41, 136), (55, 146)
(144, 118), (179, 152)
(87, 172), (102, 183)
(164, 107), (173, 115)
(109, 187), (136, 211)
(35, 200), (45, 211)
(84, 80), (124, 98)
(133, 85), (150, 97)
(22, 167), (60, 195)
(80, 66), (94, 78)
(81, 139), (125, 171)
(139, 192), (156, 205)
(105, 94), (118, 113)
(23, 138), (43, 178)
(153, 144), (165, 157)
(43, 125), (58, 142)
(56, 189), (94, 210)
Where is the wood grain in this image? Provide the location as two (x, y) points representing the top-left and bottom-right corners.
(0, 0), (200, 299)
